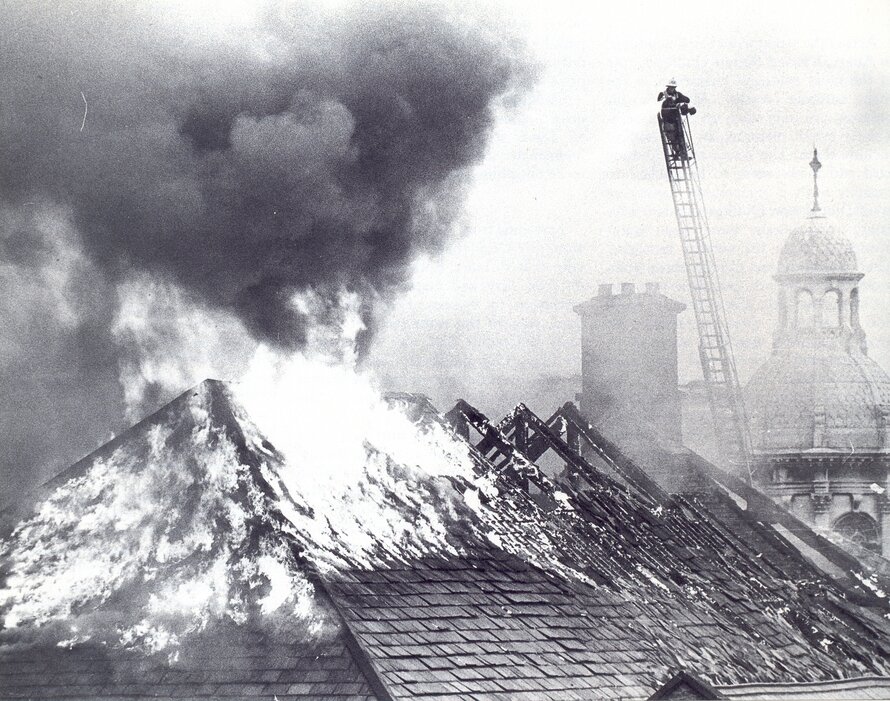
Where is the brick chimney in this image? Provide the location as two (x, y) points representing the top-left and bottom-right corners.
(573, 282), (686, 442)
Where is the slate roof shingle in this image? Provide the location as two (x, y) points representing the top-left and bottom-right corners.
(2, 381), (890, 701)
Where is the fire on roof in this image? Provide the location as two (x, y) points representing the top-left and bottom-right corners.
(2, 360), (890, 700)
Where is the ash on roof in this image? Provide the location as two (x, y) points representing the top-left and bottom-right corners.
(3, 362), (890, 700)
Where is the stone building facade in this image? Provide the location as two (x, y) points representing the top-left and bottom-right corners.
(746, 152), (890, 554)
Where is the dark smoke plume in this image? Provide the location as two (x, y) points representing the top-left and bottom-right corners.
(0, 0), (535, 502)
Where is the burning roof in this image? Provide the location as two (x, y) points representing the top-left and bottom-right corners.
(2, 363), (890, 700)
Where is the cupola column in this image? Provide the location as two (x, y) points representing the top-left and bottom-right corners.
(747, 150), (890, 556)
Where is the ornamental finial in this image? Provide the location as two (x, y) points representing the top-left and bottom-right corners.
(809, 147), (822, 213)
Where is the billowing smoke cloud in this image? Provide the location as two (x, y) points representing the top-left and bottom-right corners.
(0, 0), (535, 503)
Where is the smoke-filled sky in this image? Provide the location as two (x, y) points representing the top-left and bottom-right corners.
(370, 0), (890, 415)
(1, 0), (889, 504)
(0, 0), (532, 503)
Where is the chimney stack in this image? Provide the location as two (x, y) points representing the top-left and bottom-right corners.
(573, 282), (686, 442)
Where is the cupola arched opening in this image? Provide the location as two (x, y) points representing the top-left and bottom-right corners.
(795, 289), (815, 329)
(823, 289), (842, 328)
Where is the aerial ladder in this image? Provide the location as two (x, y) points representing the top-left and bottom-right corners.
(657, 96), (754, 480)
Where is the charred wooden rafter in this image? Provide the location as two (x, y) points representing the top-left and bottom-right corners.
(448, 398), (670, 508)
(444, 396), (890, 610)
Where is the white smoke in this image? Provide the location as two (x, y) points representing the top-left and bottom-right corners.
(0, 205), (87, 338)
(112, 275), (257, 421)
(0, 288), (596, 652)
(287, 287), (368, 366)
(111, 281), (367, 421)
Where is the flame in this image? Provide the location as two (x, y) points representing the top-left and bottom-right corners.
(232, 346), (480, 570)
(0, 383), (325, 652)
(0, 319), (488, 652)
(0, 297), (591, 653)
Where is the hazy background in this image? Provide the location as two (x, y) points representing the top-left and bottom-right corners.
(1, 0), (888, 503)
(0, 0), (534, 503)
(369, 0), (890, 418)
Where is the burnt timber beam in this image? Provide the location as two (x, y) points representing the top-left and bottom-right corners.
(445, 401), (560, 494)
(556, 402), (672, 505)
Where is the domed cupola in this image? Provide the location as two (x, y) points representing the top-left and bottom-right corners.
(777, 217), (858, 276)
(775, 152), (857, 277)
(745, 150), (890, 454)
(743, 149), (890, 554)
(768, 150), (867, 355)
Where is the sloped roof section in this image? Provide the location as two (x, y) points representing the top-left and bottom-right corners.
(321, 400), (890, 698)
(2, 380), (890, 700)
(719, 675), (890, 700)
(649, 671), (725, 699)
(0, 625), (378, 700)
(0, 380), (382, 700)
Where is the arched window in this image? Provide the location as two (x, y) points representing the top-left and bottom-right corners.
(822, 289), (842, 328)
(795, 289), (815, 329)
(851, 287), (860, 328)
(834, 512), (879, 551)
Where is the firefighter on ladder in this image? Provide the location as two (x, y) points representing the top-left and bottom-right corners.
(658, 79), (696, 159)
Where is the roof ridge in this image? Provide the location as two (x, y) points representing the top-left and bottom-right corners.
(0, 379), (223, 524)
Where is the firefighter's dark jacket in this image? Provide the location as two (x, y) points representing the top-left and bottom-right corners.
(657, 90), (690, 106)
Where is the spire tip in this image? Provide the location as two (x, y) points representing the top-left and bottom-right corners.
(809, 147), (822, 213)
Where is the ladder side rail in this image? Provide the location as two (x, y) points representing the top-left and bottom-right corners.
(658, 113), (753, 476)
(684, 176), (753, 472)
(674, 160), (728, 366)
(682, 117), (755, 467)
(681, 118), (739, 371)
(683, 116), (740, 365)
(662, 128), (730, 394)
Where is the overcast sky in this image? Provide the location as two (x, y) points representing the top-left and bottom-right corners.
(369, 0), (890, 414)
(1, 0), (888, 501)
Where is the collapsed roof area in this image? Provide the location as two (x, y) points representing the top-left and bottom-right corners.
(2, 379), (890, 700)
